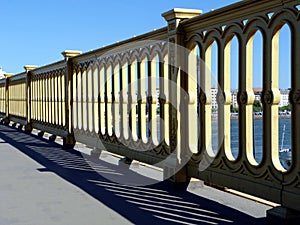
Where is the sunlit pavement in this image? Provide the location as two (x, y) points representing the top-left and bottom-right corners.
(0, 123), (272, 225)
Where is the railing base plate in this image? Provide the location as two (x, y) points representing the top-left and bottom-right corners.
(164, 165), (191, 190)
(4, 117), (9, 125)
(24, 123), (32, 133)
(91, 148), (101, 158)
(37, 131), (44, 137)
(267, 206), (300, 225)
(118, 157), (133, 167)
(49, 134), (56, 142)
(63, 135), (75, 149)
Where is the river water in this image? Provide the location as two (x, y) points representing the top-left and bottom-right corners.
(211, 117), (292, 164)
(153, 116), (292, 166)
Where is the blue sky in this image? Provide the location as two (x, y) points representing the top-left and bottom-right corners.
(0, 0), (239, 73)
(0, 0), (291, 88)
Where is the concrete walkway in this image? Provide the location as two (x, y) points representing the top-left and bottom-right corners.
(0, 123), (272, 225)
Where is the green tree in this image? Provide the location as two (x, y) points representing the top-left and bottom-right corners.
(230, 105), (238, 113)
(253, 100), (262, 112)
(279, 104), (292, 111)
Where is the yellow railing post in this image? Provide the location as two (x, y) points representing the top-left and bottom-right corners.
(61, 50), (82, 148)
(162, 8), (202, 183)
(24, 65), (37, 132)
(3, 73), (13, 124)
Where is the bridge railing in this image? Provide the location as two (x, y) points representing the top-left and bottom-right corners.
(71, 28), (170, 165)
(178, 0), (300, 212)
(0, 0), (300, 213)
(0, 78), (5, 118)
(29, 61), (69, 137)
(7, 72), (27, 125)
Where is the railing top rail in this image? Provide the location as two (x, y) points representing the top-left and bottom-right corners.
(30, 60), (66, 77)
(9, 72), (27, 83)
(72, 26), (168, 64)
(0, 78), (5, 85)
(181, 0), (298, 32)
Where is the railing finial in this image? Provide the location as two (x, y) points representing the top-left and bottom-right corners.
(24, 65), (37, 72)
(162, 8), (202, 35)
(162, 8), (202, 22)
(61, 50), (82, 61)
(3, 73), (14, 78)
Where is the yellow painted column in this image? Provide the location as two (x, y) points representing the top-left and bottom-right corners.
(162, 8), (202, 182)
(4, 73), (13, 124)
(61, 50), (82, 147)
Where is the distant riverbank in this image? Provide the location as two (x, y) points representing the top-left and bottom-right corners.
(210, 113), (291, 120)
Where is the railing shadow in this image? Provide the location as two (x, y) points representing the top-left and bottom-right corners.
(0, 123), (268, 225)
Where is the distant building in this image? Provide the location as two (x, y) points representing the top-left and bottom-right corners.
(231, 89), (238, 108)
(0, 66), (5, 79)
(211, 88), (218, 110)
(279, 89), (290, 107)
(253, 88), (290, 107)
(156, 86), (289, 110)
(229, 88), (290, 108)
(253, 87), (263, 102)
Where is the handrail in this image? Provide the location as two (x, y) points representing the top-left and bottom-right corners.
(72, 27), (168, 64)
(181, 0), (297, 32)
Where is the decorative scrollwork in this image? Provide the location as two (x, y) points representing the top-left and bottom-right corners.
(290, 89), (300, 104)
(169, 107), (178, 151)
(199, 91), (207, 104)
(238, 91), (248, 105)
(147, 96), (153, 103)
(217, 91), (225, 105)
(159, 94), (166, 105)
(262, 90), (274, 105)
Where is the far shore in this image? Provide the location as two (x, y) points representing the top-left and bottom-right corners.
(210, 114), (291, 120)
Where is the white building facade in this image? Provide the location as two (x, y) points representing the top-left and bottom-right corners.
(0, 67), (5, 79)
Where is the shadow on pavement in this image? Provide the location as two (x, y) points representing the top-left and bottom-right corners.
(0, 123), (267, 225)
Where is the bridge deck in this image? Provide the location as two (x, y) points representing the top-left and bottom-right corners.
(0, 123), (272, 225)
